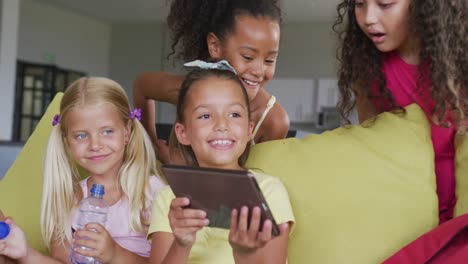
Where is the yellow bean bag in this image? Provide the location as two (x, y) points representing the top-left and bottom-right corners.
(454, 135), (468, 216)
(246, 104), (438, 264)
(0, 93), (438, 263)
(0, 93), (63, 253)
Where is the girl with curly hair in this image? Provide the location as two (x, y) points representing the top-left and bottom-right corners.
(133, 0), (289, 165)
(334, 0), (468, 224)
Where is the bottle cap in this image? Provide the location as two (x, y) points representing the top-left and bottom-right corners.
(0, 222), (10, 239)
(90, 184), (105, 196)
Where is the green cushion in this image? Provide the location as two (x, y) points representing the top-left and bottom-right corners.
(246, 104), (438, 263)
(0, 93), (63, 253)
(454, 134), (468, 216)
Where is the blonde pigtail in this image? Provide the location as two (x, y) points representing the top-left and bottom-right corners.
(120, 119), (158, 233)
(40, 126), (80, 249)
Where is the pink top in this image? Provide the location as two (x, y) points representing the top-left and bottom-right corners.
(376, 51), (456, 224)
(71, 176), (165, 257)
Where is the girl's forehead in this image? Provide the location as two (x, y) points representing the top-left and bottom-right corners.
(226, 14), (280, 44)
(186, 78), (247, 106)
(190, 77), (242, 93)
(232, 13), (279, 29)
(65, 103), (123, 127)
(69, 102), (115, 114)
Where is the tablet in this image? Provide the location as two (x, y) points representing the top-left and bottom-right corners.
(162, 164), (280, 236)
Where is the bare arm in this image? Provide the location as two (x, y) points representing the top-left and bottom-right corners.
(149, 198), (208, 264)
(150, 232), (191, 264)
(17, 241), (69, 264)
(30, 229), (148, 264)
(0, 212), (69, 264)
(133, 72), (184, 163)
(106, 244), (148, 264)
(11, 232), (70, 264)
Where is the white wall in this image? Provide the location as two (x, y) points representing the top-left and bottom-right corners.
(0, 0), (19, 141)
(17, 0), (112, 76)
(154, 21), (339, 124)
(270, 21), (338, 127)
(8, 4), (340, 140)
(275, 21), (337, 79)
(109, 23), (165, 101)
(109, 25), (181, 123)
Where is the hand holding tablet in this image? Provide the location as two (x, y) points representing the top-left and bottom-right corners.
(162, 165), (280, 236)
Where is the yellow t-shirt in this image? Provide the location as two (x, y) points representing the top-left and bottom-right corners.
(148, 171), (295, 264)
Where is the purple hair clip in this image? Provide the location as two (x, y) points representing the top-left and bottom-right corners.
(129, 108), (142, 121)
(52, 114), (60, 126)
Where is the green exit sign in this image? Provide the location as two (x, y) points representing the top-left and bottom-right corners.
(43, 52), (56, 64)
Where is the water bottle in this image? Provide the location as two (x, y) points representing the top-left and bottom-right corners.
(0, 221), (10, 239)
(70, 184), (109, 264)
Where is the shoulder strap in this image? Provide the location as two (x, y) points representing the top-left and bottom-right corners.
(251, 96), (276, 144)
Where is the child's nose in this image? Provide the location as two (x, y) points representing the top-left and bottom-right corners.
(365, 6), (379, 25)
(250, 60), (265, 78)
(89, 135), (103, 150)
(215, 118), (229, 132)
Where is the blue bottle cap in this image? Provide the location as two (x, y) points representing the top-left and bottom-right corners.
(90, 184), (105, 196)
(0, 222), (10, 239)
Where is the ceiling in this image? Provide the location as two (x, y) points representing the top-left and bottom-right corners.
(33, 0), (341, 24)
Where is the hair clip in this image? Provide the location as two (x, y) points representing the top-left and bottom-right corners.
(183, 60), (237, 75)
(129, 108), (142, 121)
(52, 114), (60, 126)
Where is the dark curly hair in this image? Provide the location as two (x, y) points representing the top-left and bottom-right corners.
(166, 0), (282, 62)
(334, 0), (468, 129)
(176, 69), (252, 168)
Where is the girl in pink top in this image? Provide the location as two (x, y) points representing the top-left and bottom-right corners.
(70, 175), (165, 258)
(333, 0), (468, 223)
(0, 77), (164, 263)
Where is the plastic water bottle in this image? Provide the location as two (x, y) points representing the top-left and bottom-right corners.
(0, 221), (10, 239)
(70, 184), (109, 264)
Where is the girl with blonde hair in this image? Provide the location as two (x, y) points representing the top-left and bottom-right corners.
(0, 77), (164, 263)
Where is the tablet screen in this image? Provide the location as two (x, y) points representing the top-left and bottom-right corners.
(162, 165), (280, 236)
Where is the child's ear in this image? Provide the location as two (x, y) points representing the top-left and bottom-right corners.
(124, 120), (132, 144)
(174, 122), (190, 145)
(207, 32), (222, 59)
(248, 121), (254, 139)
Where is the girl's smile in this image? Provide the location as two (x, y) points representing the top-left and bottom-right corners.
(87, 153), (111, 161)
(208, 138), (236, 150)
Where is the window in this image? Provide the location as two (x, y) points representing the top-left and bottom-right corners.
(13, 60), (86, 142)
